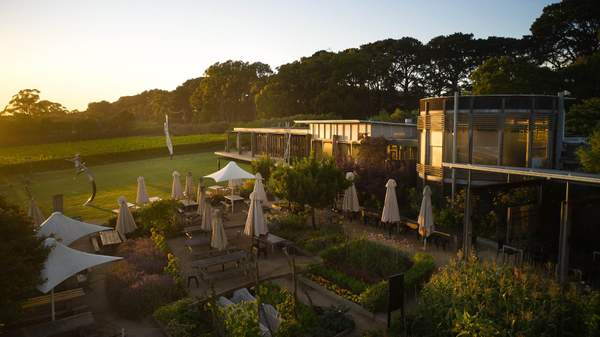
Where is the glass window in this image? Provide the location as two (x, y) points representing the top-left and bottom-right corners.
(456, 128), (469, 163)
(344, 124), (351, 141)
(429, 130), (443, 167)
(473, 129), (499, 165)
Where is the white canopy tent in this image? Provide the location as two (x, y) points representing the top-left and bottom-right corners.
(136, 176), (150, 205)
(211, 210), (228, 251)
(418, 185), (435, 249)
(204, 161), (255, 213)
(244, 192), (268, 237)
(342, 172), (360, 212)
(116, 196), (138, 239)
(37, 212), (111, 246)
(39, 238), (122, 320)
(171, 171), (184, 200)
(381, 179), (400, 224)
(28, 198), (45, 227)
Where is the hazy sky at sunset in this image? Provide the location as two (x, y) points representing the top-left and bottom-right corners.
(0, 0), (554, 110)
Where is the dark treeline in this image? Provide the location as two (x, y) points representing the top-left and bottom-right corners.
(2, 0), (599, 146)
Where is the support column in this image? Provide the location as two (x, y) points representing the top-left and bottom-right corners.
(558, 182), (570, 284)
(236, 132), (241, 155)
(497, 98), (505, 166)
(250, 132), (255, 158)
(463, 170), (472, 256)
(451, 92), (459, 204)
(555, 92), (565, 168)
(225, 132), (230, 152)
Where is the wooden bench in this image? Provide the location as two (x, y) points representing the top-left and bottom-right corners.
(90, 236), (100, 252)
(429, 231), (452, 250)
(22, 288), (85, 310)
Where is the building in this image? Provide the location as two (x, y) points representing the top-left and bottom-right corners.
(417, 94), (566, 185)
(215, 119), (418, 163)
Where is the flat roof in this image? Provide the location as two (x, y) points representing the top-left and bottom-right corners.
(294, 119), (416, 127)
(232, 127), (310, 135)
(442, 162), (600, 185)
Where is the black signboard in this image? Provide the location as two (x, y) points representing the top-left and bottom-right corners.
(388, 273), (405, 328)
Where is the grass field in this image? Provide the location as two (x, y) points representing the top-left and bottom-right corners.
(0, 134), (225, 166)
(0, 151), (250, 222)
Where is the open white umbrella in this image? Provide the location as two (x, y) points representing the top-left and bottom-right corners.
(381, 179), (400, 223)
(342, 172), (360, 212)
(115, 196), (137, 239)
(252, 173), (268, 203)
(418, 185), (435, 249)
(171, 171), (184, 200)
(28, 198), (45, 227)
(37, 212), (111, 246)
(201, 202), (213, 231)
(205, 161), (255, 213)
(196, 185), (206, 216)
(244, 192), (267, 237)
(184, 172), (194, 200)
(39, 238), (122, 320)
(136, 176), (150, 205)
(211, 209), (228, 251)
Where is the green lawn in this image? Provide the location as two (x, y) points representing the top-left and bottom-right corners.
(0, 134), (225, 166)
(0, 152), (250, 222)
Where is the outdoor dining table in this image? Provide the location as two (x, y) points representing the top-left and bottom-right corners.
(185, 236), (210, 247)
(99, 230), (122, 246)
(180, 199), (198, 207)
(190, 250), (248, 271)
(111, 202), (137, 214)
(224, 194), (244, 213)
(208, 185), (227, 194)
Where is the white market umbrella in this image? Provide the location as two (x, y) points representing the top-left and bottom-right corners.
(201, 202), (213, 231)
(252, 173), (268, 203)
(136, 176), (150, 205)
(381, 179), (400, 223)
(205, 161), (254, 213)
(37, 212), (111, 246)
(196, 185), (206, 216)
(210, 210), (228, 251)
(171, 171), (184, 200)
(418, 185), (435, 249)
(115, 196), (137, 239)
(244, 192), (267, 237)
(28, 198), (45, 227)
(39, 238), (122, 320)
(342, 172), (360, 212)
(184, 172), (194, 200)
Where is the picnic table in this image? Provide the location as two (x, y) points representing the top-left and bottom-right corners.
(208, 185), (228, 194)
(224, 194), (244, 213)
(180, 199), (198, 207)
(190, 250), (248, 271)
(502, 244), (524, 265)
(257, 233), (293, 254)
(22, 288), (85, 310)
(99, 230), (122, 246)
(185, 236), (210, 248)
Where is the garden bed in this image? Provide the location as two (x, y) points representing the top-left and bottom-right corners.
(268, 213), (346, 255)
(306, 239), (435, 313)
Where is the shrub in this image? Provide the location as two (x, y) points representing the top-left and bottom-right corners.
(404, 253), (435, 291)
(302, 234), (344, 254)
(151, 227), (168, 253)
(154, 297), (210, 337)
(309, 264), (368, 294)
(219, 301), (261, 337)
(251, 155), (276, 181)
(105, 261), (139, 308)
(410, 253), (600, 337)
(135, 200), (180, 236)
(116, 237), (167, 274)
(359, 281), (388, 312)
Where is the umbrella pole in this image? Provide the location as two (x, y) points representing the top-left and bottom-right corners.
(231, 188), (234, 214)
(51, 288), (55, 321)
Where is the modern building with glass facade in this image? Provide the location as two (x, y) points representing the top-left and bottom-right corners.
(417, 94), (565, 185)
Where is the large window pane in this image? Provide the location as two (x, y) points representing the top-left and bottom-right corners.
(473, 129), (498, 165)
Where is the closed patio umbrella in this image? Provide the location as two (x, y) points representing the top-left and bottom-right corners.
(39, 238), (122, 320)
(381, 179), (400, 224)
(211, 210), (228, 251)
(28, 198), (45, 227)
(184, 172), (194, 200)
(37, 212), (111, 246)
(418, 185), (435, 249)
(201, 202), (213, 231)
(244, 192), (267, 237)
(342, 172), (360, 212)
(196, 185), (206, 216)
(252, 173), (268, 203)
(115, 196), (137, 239)
(171, 171), (184, 200)
(136, 176), (150, 205)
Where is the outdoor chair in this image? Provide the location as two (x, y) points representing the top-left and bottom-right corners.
(252, 236), (268, 258)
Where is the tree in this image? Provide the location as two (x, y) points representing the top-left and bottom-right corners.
(172, 77), (203, 122)
(2, 89), (41, 116)
(577, 129), (600, 173)
(562, 52), (600, 100)
(530, 0), (600, 68)
(470, 56), (560, 95)
(567, 98), (600, 137)
(0, 197), (49, 327)
(268, 156), (349, 228)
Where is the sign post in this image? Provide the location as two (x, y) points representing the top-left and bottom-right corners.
(387, 273), (405, 329)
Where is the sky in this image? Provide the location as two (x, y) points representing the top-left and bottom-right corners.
(0, 0), (556, 111)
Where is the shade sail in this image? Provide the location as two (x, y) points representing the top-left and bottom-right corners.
(28, 198), (45, 227)
(244, 192), (267, 237)
(171, 171), (184, 200)
(204, 161), (254, 182)
(418, 185), (435, 238)
(211, 210), (228, 250)
(38, 238), (122, 293)
(342, 172), (360, 212)
(252, 173), (268, 202)
(136, 176), (150, 205)
(37, 212), (110, 246)
(116, 196), (137, 239)
(381, 179), (400, 223)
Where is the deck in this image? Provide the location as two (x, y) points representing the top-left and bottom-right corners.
(214, 151), (285, 163)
